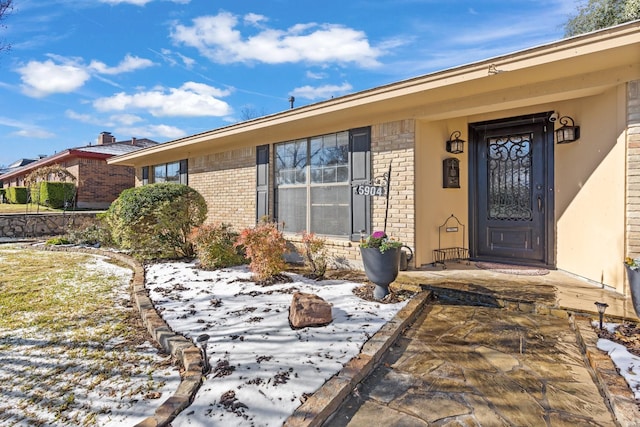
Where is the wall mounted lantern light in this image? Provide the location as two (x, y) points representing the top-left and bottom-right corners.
(446, 131), (465, 154)
(555, 116), (580, 144)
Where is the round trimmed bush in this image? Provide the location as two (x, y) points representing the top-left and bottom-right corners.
(105, 183), (207, 259)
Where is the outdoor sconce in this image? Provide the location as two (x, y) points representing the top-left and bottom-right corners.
(594, 301), (609, 330)
(555, 116), (580, 144)
(446, 131), (465, 154)
(196, 333), (211, 374)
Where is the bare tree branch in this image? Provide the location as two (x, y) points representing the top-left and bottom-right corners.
(0, 0), (13, 53)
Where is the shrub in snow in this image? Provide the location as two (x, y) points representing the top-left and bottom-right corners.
(236, 220), (287, 281)
(191, 222), (246, 269)
(106, 183), (207, 259)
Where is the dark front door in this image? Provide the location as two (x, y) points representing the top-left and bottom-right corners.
(469, 114), (555, 267)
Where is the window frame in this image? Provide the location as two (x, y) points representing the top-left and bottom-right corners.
(274, 129), (366, 239)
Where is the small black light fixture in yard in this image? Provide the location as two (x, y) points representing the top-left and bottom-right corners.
(594, 301), (609, 330)
(196, 333), (211, 374)
(446, 131), (465, 154)
(555, 115), (580, 144)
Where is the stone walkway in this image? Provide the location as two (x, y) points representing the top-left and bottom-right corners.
(327, 303), (618, 426)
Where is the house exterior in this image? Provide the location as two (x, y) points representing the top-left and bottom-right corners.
(1, 132), (158, 209)
(108, 22), (640, 295)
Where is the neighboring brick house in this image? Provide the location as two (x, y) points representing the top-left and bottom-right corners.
(109, 22), (640, 295)
(0, 132), (158, 209)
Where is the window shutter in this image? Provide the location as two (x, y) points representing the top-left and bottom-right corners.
(256, 145), (269, 223)
(350, 127), (371, 241)
(179, 159), (188, 185)
(142, 166), (149, 185)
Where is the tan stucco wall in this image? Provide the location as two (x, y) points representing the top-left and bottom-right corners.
(415, 120), (469, 268)
(555, 87), (626, 291)
(413, 85), (629, 292)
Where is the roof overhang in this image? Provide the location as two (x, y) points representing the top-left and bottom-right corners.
(0, 150), (111, 181)
(108, 21), (640, 167)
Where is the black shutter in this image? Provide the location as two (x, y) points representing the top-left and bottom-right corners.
(179, 159), (188, 185)
(142, 166), (149, 185)
(256, 145), (269, 223)
(350, 127), (371, 241)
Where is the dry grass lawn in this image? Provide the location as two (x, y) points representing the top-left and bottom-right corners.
(0, 245), (177, 426)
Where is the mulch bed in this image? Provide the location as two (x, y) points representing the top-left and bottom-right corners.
(596, 323), (640, 357)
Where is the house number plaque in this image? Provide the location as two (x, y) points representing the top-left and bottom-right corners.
(353, 184), (386, 197)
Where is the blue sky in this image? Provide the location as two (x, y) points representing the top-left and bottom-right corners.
(0, 0), (579, 166)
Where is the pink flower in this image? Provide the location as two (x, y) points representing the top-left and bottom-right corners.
(371, 231), (387, 239)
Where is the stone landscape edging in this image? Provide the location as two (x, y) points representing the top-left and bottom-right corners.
(27, 245), (640, 426)
(283, 290), (432, 427)
(37, 245), (204, 427)
(572, 315), (640, 426)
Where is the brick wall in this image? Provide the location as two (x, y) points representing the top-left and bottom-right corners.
(136, 121), (416, 269)
(75, 159), (135, 209)
(189, 147), (256, 229)
(2, 157), (135, 209)
(322, 120), (416, 267)
(627, 80), (640, 258)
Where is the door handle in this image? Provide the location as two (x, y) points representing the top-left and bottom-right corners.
(537, 195), (542, 212)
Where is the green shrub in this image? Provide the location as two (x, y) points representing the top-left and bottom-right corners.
(39, 182), (76, 208)
(236, 221), (287, 281)
(46, 237), (71, 245)
(105, 183), (207, 259)
(5, 187), (28, 204)
(65, 223), (113, 247)
(191, 223), (246, 269)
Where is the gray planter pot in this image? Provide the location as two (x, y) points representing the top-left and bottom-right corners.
(360, 247), (401, 299)
(624, 265), (640, 317)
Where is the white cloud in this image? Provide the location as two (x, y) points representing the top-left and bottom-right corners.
(18, 59), (90, 98)
(291, 82), (353, 100)
(0, 117), (55, 139)
(93, 81), (233, 117)
(65, 110), (96, 123)
(110, 113), (144, 126)
(13, 128), (55, 138)
(171, 11), (383, 68)
(89, 54), (155, 75)
(306, 71), (328, 80)
(16, 53), (156, 98)
(117, 124), (186, 139)
(156, 48), (196, 69)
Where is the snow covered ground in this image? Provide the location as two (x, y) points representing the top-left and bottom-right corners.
(2, 247), (639, 426)
(144, 261), (409, 427)
(0, 250), (181, 427)
(597, 322), (640, 401)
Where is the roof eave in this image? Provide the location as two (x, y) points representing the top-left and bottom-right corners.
(108, 20), (640, 167)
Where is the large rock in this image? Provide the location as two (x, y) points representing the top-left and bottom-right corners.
(289, 292), (333, 329)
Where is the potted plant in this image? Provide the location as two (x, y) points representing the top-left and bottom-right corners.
(624, 257), (640, 317)
(360, 231), (403, 299)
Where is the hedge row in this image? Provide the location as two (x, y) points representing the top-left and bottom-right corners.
(4, 182), (76, 207)
(31, 182), (76, 208)
(5, 187), (28, 204)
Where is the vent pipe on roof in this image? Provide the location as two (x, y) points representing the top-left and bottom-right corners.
(288, 96), (295, 109)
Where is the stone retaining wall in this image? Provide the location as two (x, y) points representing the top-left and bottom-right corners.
(0, 212), (102, 238)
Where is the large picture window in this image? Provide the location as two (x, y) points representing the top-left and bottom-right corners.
(148, 160), (188, 185)
(275, 131), (351, 237)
